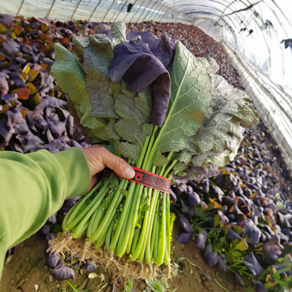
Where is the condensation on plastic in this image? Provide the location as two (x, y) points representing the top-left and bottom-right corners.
(2, 0), (292, 173)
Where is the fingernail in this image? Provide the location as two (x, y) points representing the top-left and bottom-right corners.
(124, 166), (135, 178)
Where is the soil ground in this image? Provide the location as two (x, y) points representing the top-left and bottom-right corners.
(1, 226), (254, 292)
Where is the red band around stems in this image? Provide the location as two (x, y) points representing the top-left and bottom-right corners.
(109, 166), (171, 193)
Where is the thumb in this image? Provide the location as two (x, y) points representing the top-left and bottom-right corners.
(82, 146), (135, 179)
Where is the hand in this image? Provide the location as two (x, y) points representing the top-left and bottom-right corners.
(81, 145), (135, 191)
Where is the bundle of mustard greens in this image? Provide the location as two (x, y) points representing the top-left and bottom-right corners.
(50, 22), (258, 279)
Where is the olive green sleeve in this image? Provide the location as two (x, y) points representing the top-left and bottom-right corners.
(0, 147), (91, 279)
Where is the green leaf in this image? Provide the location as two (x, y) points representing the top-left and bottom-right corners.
(214, 214), (221, 226)
(233, 238), (248, 251)
(72, 35), (89, 62)
(114, 87), (151, 162)
(52, 43), (87, 105)
(152, 42), (258, 168)
(153, 42), (213, 166)
(83, 35), (118, 118)
(117, 142), (140, 162)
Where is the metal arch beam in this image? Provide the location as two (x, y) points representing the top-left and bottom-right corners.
(129, 0), (148, 23)
(102, 0), (117, 22)
(89, 0), (102, 21)
(113, 0), (128, 23)
(71, 0), (83, 19)
(142, 0), (158, 22)
(46, 0), (57, 18)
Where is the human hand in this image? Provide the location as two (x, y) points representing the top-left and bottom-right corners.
(81, 145), (135, 191)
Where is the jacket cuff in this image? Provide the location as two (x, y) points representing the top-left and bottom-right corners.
(53, 147), (91, 199)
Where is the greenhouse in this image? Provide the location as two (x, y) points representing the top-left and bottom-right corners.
(0, 0), (292, 291)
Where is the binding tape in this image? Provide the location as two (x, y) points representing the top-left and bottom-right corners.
(109, 166), (171, 193)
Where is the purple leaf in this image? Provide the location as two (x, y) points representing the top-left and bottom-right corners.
(107, 39), (171, 127)
(227, 229), (241, 240)
(253, 280), (267, 292)
(181, 199), (189, 213)
(177, 232), (192, 244)
(179, 215), (193, 233)
(46, 252), (61, 269)
(84, 262), (97, 273)
(204, 244), (218, 266)
(0, 72), (9, 97)
(2, 38), (20, 56)
(0, 14), (14, 27)
(196, 230), (208, 248)
(243, 252), (263, 276)
(242, 219), (261, 245)
(187, 192), (201, 206)
(51, 262), (75, 281)
(1, 93), (17, 102)
(218, 255), (227, 272)
(61, 196), (81, 213)
(169, 189), (177, 205)
(5, 244), (20, 260)
(126, 32), (175, 70)
(218, 210), (229, 226)
(262, 235), (284, 264)
(48, 213), (57, 224)
(211, 185), (224, 202)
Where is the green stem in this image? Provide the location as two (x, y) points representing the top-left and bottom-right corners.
(156, 192), (166, 266)
(95, 184), (127, 251)
(72, 184), (110, 238)
(117, 184), (144, 256)
(90, 179), (126, 242)
(131, 228), (140, 255)
(149, 199), (159, 264)
(110, 135), (151, 252)
(62, 199), (81, 231)
(65, 280), (79, 292)
(105, 214), (116, 251)
(141, 126), (158, 171)
(144, 189), (160, 264)
(66, 181), (107, 231)
(162, 160), (178, 177)
(130, 187), (154, 261)
(137, 187), (159, 262)
(164, 193), (171, 265)
(87, 203), (103, 238)
(153, 200), (160, 264)
(214, 279), (230, 292)
(63, 181), (102, 230)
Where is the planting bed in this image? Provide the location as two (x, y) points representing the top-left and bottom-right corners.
(0, 14), (292, 292)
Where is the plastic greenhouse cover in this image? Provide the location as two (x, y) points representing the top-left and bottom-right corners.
(1, 0), (292, 173)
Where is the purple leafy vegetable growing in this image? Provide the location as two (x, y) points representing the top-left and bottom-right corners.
(243, 252), (263, 276)
(51, 262), (75, 281)
(262, 235), (284, 264)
